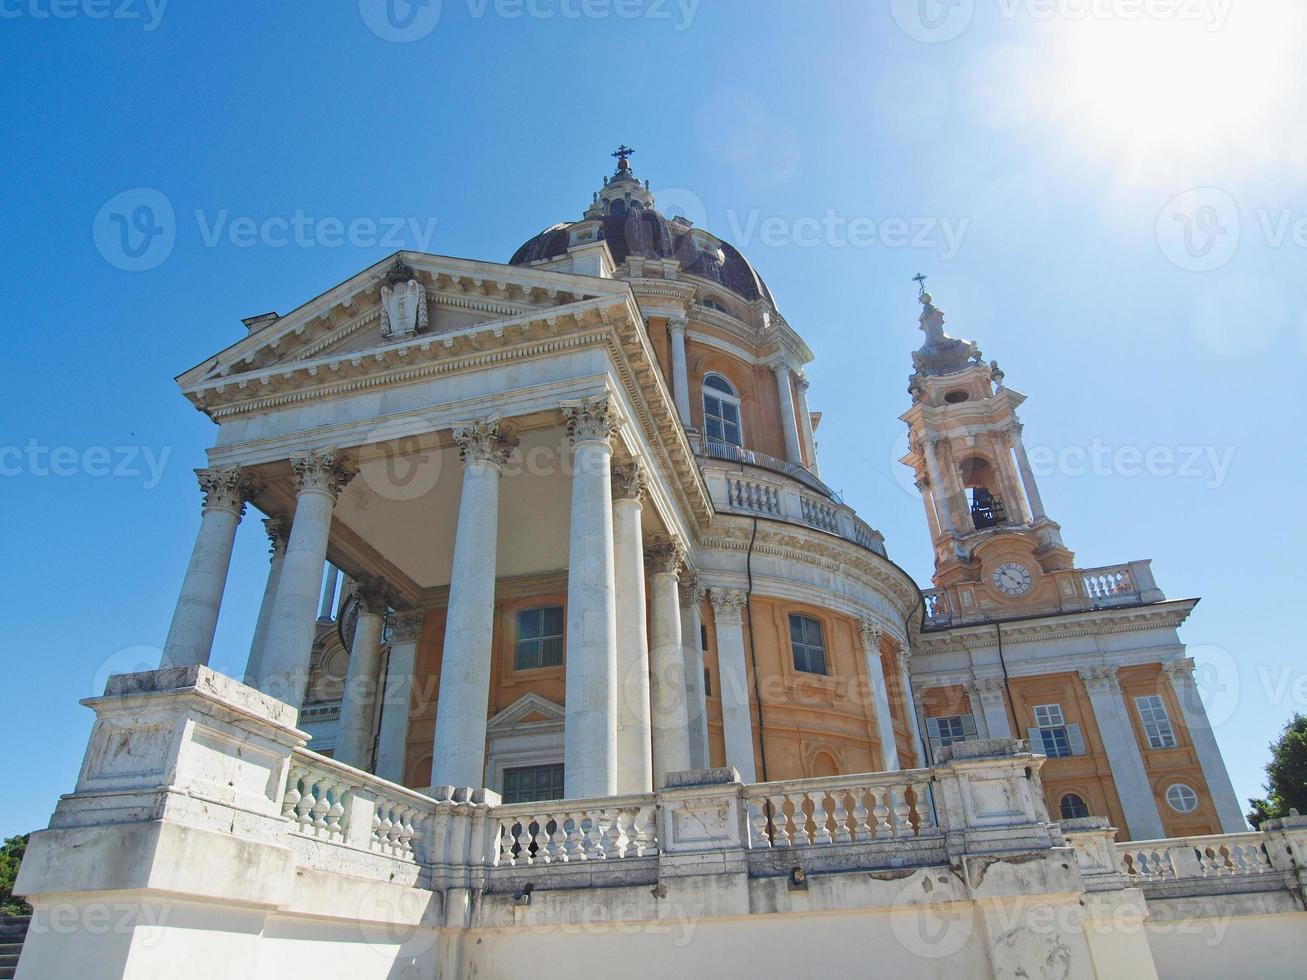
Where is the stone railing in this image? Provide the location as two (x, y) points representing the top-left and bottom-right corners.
(922, 588), (952, 627)
(699, 439), (843, 502)
(700, 457), (888, 557)
(743, 771), (937, 847)
(1081, 564), (1140, 607)
(489, 794), (658, 867)
(1118, 833), (1276, 883)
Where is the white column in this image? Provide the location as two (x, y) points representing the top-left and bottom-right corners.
(968, 678), (1013, 739)
(562, 398), (620, 799)
(1007, 421), (1047, 521)
(258, 449), (355, 707)
(431, 418), (515, 789)
(915, 475), (943, 542)
(245, 518), (289, 686)
(920, 434), (958, 536)
(1080, 667), (1166, 840)
(317, 564), (340, 621)
(667, 316), (692, 425)
(646, 539), (691, 786)
(709, 588), (756, 782)
(335, 580), (389, 770)
(771, 361), (803, 465)
(1164, 658), (1247, 833)
(612, 462), (652, 794)
(896, 644), (924, 767)
(679, 575), (710, 770)
(794, 373), (819, 474)
(375, 611), (423, 784)
(859, 621), (899, 771)
(159, 466), (252, 669)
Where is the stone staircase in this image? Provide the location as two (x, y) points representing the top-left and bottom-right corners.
(0, 916), (30, 980)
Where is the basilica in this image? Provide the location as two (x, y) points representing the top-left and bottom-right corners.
(13, 153), (1304, 979)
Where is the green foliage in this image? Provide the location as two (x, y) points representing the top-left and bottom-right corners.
(1247, 714), (1307, 829)
(0, 834), (31, 916)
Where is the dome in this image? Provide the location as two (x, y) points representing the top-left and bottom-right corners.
(509, 154), (776, 307)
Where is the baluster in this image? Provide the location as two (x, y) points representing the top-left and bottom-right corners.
(565, 813), (587, 861)
(762, 795), (787, 846)
(282, 770), (302, 821)
(629, 805), (648, 857)
(498, 818), (516, 867)
(747, 800), (772, 848)
(584, 811), (606, 859)
(911, 782), (937, 833)
(872, 788), (892, 839)
(294, 775), (317, 831)
(850, 788), (871, 843)
(604, 809), (624, 859)
(512, 816), (533, 865)
(812, 792), (833, 845)
(831, 790), (851, 844)
(397, 807), (417, 859)
(310, 779), (331, 836)
(892, 785), (914, 838)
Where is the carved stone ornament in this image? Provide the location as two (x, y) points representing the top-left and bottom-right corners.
(857, 619), (883, 652)
(644, 537), (686, 576)
(354, 577), (393, 617)
(967, 677), (1008, 705)
(1079, 666), (1121, 694)
(262, 517), (290, 557)
(667, 315), (688, 335)
(611, 461), (647, 502)
(563, 397), (619, 446)
(1162, 657), (1197, 685)
(452, 416), (518, 469)
(678, 571), (705, 607)
(390, 610), (425, 644)
(379, 264), (428, 339)
(197, 465), (254, 516)
(291, 449), (356, 499)
(708, 588), (748, 625)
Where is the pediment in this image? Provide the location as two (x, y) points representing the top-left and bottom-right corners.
(486, 692), (566, 733)
(178, 250), (630, 388)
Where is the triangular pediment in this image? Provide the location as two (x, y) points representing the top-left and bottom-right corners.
(177, 250), (630, 389)
(486, 693), (566, 733)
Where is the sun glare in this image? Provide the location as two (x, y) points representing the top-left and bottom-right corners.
(1057, 3), (1296, 151)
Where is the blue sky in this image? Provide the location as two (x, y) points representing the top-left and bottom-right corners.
(1, 0), (1303, 838)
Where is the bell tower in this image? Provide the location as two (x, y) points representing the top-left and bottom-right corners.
(898, 281), (1073, 608)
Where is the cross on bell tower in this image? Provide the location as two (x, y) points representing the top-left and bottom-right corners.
(611, 144), (635, 174)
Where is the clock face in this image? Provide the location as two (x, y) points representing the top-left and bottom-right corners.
(992, 561), (1033, 597)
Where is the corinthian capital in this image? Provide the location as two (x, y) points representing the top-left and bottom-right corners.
(390, 610), (425, 643)
(966, 677), (1008, 706)
(611, 461), (647, 502)
(562, 397), (618, 446)
(667, 315), (688, 335)
(857, 619), (883, 653)
(262, 517), (290, 558)
(1162, 657), (1197, 685)
(452, 416), (517, 469)
(644, 536), (686, 577)
(1079, 665), (1121, 694)
(354, 576), (393, 616)
(197, 465), (254, 516)
(291, 449), (356, 499)
(678, 572), (705, 607)
(708, 588), (748, 625)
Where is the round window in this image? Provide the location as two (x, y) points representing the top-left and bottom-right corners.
(1165, 783), (1198, 813)
(944, 390), (970, 404)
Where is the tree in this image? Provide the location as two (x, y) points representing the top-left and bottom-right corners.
(1247, 714), (1307, 829)
(0, 834), (31, 916)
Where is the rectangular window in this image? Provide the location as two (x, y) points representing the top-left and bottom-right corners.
(701, 624), (709, 651)
(514, 605), (564, 669)
(1029, 703), (1084, 758)
(502, 763), (565, 804)
(926, 714), (977, 752)
(1134, 694), (1177, 749)
(703, 667), (712, 697)
(788, 614), (828, 675)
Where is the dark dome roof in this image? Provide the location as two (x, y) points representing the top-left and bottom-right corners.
(510, 204), (776, 306)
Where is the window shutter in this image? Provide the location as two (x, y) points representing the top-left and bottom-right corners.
(961, 714), (978, 739)
(925, 717), (942, 753)
(1027, 728), (1044, 754)
(1066, 724), (1087, 756)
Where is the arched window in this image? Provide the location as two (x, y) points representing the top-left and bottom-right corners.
(959, 456), (1008, 529)
(610, 199), (626, 218)
(1059, 793), (1090, 820)
(701, 296), (730, 314)
(702, 373), (743, 449)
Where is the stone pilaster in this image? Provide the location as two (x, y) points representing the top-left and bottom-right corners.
(1163, 657), (1246, 833)
(335, 578), (391, 770)
(1079, 666), (1166, 840)
(667, 316), (691, 425)
(612, 460), (652, 794)
(646, 537), (690, 787)
(859, 620), (900, 771)
(709, 588), (755, 782)
(245, 517), (290, 686)
(679, 573), (710, 769)
(771, 360), (802, 465)
(375, 609), (424, 783)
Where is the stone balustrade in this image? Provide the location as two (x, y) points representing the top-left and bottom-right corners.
(490, 794), (658, 866)
(743, 771), (937, 847)
(1118, 832), (1277, 883)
